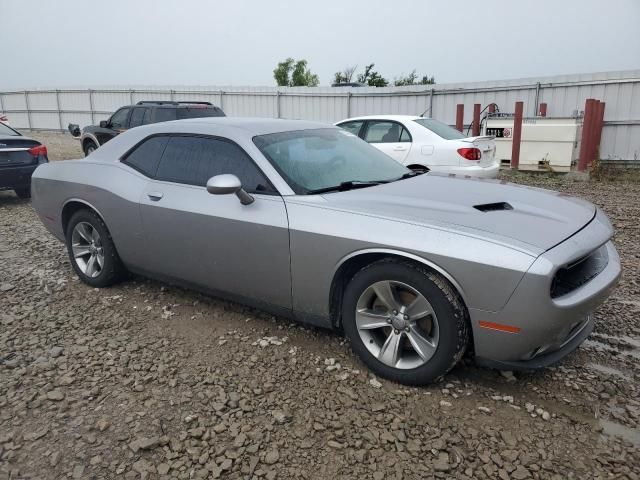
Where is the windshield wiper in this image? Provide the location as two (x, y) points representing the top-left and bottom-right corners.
(307, 180), (388, 195)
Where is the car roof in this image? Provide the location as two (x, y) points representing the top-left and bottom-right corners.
(170, 116), (333, 135)
(337, 114), (424, 123)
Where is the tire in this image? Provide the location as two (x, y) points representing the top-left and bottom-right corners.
(65, 209), (126, 288)
(14, 187), (31, 199)
(342, 259), (468, 385)
(84, 142), (98, 157)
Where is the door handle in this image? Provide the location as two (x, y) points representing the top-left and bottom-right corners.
(393, 146), (407, 151)
(147, 191), (163, 201)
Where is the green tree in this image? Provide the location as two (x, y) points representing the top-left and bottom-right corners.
(357, 63), (389, 87)
(273, 58), (295, 87)
(420, 75), (436, 85)
(333, 65), (358, 84)
(394, 70), (436, 86)
(291, 60), (319, 87)
(273, 58), (319, 87)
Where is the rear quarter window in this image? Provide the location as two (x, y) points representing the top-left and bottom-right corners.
(413, 118), (467, 140)
(176, 107), (226, 119)
(152, 108), (177, 123)
(121, 135), (170, 177)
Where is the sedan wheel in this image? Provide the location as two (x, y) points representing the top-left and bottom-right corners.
(342, 259), (468, 385)
(66, 209), (126, 287)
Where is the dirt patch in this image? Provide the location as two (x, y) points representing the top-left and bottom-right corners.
(21, 130), (83, 161)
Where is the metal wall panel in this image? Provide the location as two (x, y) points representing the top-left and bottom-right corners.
(1, 92), (27, 110)
(58, 91), (90, 111)
(27, 92), (58, 110)
(1, 69), (639, 161)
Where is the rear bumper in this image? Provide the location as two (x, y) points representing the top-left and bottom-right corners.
(469, 209), (621, 368)
(0, 164), (38, 189)
(430, 162), (499, 179)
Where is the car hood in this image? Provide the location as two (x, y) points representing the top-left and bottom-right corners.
(314, 174), (596, 254)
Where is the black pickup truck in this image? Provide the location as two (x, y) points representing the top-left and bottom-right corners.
(68, 101), (225, 156)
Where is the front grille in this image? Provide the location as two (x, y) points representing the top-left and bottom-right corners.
(550, 246), (608, 298)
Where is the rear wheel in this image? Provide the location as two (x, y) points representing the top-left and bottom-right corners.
(342, 259), (468, 385)
(65, 209), (126, 287)
(14, 187), (31, 199)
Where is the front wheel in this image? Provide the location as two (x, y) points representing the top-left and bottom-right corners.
(65, 209), (126, 287)
(84, 142), (98, 156)
(342, 259), (468, 385)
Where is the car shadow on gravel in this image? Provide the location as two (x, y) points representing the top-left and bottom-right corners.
(0, 191), (29, 205)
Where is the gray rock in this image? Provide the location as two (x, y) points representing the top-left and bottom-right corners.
(433, 452), (451, 472)
(512, 465), (531, 479)
(49, 346), (64, 358)
(46, 390), (65, 401)
(130, 436), (160, 452)
(264, 449), (280, 465)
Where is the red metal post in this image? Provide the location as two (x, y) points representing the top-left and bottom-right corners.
(488, 103), (496, 114)
(472, 103), (481, 136)
(510, 101), (524, 169)
(578, 98), (596, 171)
(587, 100), (601, 167)
(592, 101), (606, 161)
(455, 104), (464, 132)
(539, 102), (547, 117)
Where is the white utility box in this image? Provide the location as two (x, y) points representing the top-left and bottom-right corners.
(484, 116), (580, 172)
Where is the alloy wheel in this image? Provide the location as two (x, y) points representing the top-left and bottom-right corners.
(355, 280), (439, 369)
(71, 221), (104, 278)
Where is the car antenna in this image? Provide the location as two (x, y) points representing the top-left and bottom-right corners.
(419, 106), (431, 118)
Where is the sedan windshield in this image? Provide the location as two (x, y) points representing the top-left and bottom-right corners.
(413, 118), (467, 140)
(0, 122), (20, 136)
(253, 128), (409, 194)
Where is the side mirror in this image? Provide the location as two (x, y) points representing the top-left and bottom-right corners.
(99, 120), (109, 128)
(67, 123), (81, 138)
(206, 174), (254, 205)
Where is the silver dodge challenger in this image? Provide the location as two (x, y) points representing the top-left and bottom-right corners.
(31, 117), (621, 385)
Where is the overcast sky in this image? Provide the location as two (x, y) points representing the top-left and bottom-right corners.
(2, 0), (639, 90)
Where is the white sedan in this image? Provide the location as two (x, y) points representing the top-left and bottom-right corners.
(335, 115), (499, 178)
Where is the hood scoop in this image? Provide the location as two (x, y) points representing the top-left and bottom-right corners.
(474, 202), (513, 212)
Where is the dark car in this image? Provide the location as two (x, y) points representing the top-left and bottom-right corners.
(0, 121), (48, 198)
(68, 101), (225, 156)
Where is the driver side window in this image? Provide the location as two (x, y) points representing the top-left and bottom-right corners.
(155, 136), (275, 194)
(109, 108), (131, 129)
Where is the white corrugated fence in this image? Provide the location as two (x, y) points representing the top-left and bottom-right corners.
(1, 70), (639, 162)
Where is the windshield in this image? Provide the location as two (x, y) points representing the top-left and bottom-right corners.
(0, 122), (20, 136)
(413, 118), (466, 140)
(253, 128), (409, 194)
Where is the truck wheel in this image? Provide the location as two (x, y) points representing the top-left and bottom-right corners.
(14, 187), (31, 199)
(84, 142), (98, 156)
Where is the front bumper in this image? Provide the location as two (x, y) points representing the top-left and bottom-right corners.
(470, 209), (621, 369)
(476, 314), (594, 370)
(0, 164), (38, 189)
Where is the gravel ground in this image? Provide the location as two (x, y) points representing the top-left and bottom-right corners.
(1, 133), (639, 480)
